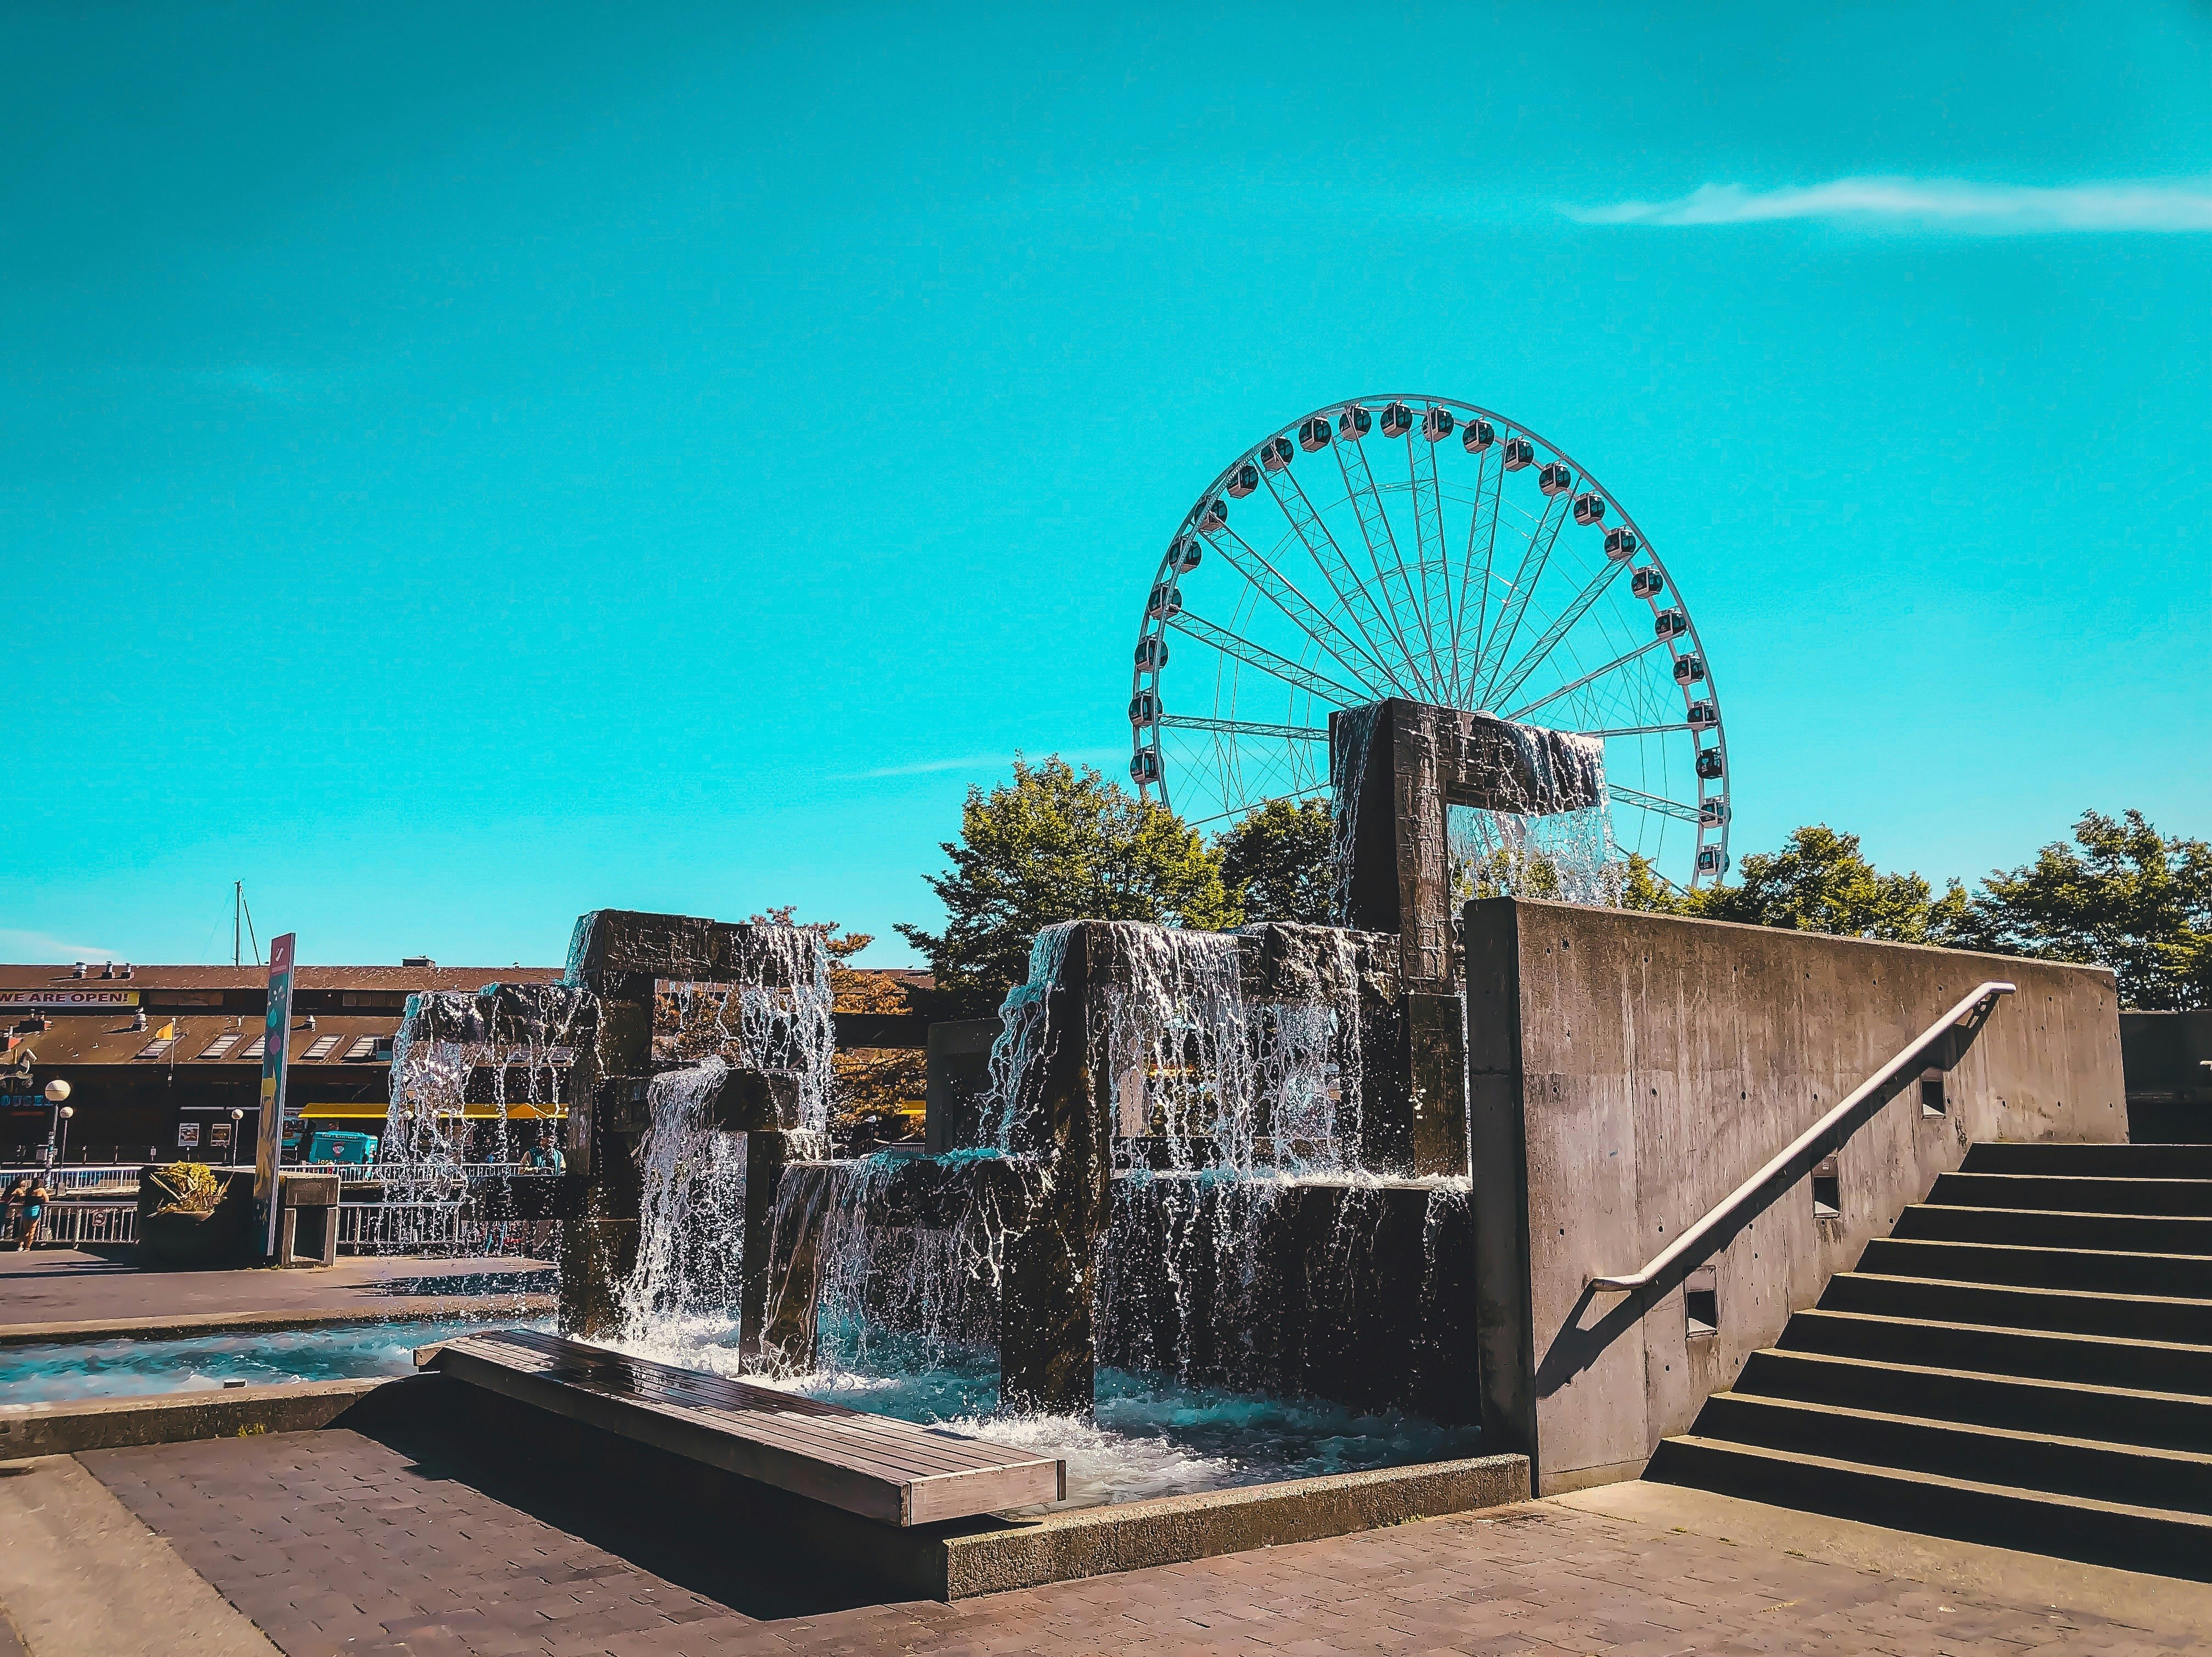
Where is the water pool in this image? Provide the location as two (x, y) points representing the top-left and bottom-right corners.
(613, 1317), (1482, 1511)
(7, 1314), (1480, 1511)
(0, 1316), (555, 1404)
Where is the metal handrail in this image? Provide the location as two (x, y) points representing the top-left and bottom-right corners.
(1588, 980), (2016, 1294)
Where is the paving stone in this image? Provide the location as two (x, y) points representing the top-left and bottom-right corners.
(53, 1429), (2211, 1657)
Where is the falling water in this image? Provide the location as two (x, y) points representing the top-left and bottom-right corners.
(1446, 720), (1622, 904)
(760, 1148), (1049, 1378)
(623, 1057), (747, 1333)
(650, 928), (837, 1136)
(981, 922), (1076, 1150)
(1328, 702), (1381, 926)
(379, 983), (594, 1253)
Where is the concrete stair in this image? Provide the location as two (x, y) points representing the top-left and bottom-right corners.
(1646, 1140), (2212, 1579)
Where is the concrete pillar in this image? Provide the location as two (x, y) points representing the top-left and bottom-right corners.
(738, 1129), (817, 1358)
(556, 970), (652, 1339)
(998, 924), (1111, 1416)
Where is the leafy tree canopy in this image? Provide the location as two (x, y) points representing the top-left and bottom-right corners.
(1951, 810), (2212, 1010)
(1655, 824), (1974, 945)
(896, 756), (1237, 1017)
(1217, 798), (1337, 925)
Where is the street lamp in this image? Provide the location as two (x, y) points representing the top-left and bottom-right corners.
(229, 1107), (245, 1168)
(41, 1081), (71, 1170)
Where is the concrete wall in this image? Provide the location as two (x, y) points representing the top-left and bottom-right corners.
(1464, 897), (2125, 1495)
(2120, 1010), (2212, 1143)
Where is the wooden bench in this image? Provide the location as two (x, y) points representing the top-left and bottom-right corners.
(418, 1327), (1064, 1525)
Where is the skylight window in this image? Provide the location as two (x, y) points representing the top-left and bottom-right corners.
(198, 1034), (240, 1060)
(240, 1036), (268, 1060)
(343, 1036), (377, 1060)
(135, 1038), (177, 1060)
(303, 1034), (342, 1060)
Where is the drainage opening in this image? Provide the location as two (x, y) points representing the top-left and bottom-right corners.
(1812, 1155), (1841, 1219)
(1920, 1068), (1947, 1117)
(1684, 1265), (1718, 1338)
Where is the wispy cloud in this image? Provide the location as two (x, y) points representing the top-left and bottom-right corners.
(0, 929), (127, 963)
(844, 746), (1127, 781)
(1564, 177), (2212, 234)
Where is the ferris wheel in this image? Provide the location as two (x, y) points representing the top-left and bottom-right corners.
(1128, 395), (1730, 890)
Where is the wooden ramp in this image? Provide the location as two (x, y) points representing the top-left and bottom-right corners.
(420, 1327), (1063, 1526)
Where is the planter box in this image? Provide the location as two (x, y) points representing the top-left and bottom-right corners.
(135, 1166), (255, 1269)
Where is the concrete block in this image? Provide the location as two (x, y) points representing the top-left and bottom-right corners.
(1464, 897), (2125, 1495)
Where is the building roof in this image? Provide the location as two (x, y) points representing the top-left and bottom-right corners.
(0, 964), (930, 1072)
(0, 964), (566, 992)
(4, 1013), (414, 1071)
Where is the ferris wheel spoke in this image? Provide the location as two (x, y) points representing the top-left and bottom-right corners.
(1166, 612), (1363, 706)
(1333, 429), (1444, 699)
(1500, 637), (1667, 723)
(1201, 524), (1399, 695)
(1483, 557), (1630, 715)
(1261, 467), (1417, 699)
(1158, 715), (1327, 743)
(1407, 426), (1453, 689)
(1607, 784), (1700, 824)
(1471, 493), (1570, 709)
(1142, 397), (1728, 892)
(1448, 446), (1504, 702)
(1184, 780), (1330, 830)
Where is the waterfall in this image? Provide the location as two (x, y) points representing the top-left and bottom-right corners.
(759, 1149), (1047, 1378)
(379, 983), (594, 1252)
(1328, 703), (1381, 926)
(983, 922), (1076, 1150)
(623, 1057), (746, 1333)
(651, 927), (837, 1136)
(1447, 726), (1620, 907)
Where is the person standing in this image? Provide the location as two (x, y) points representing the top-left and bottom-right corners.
(18, 1174), (50, 1249)
(3, 1177), (27, 1249)
(523, 1129), (564, 1256)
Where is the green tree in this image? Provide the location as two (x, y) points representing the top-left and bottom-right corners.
(896, 756), (1239, 1017)
(1669, 824), (1972, 943)
(1956, 810), (2212, 1010)
(1216, 798), (1337, 925)
(1618, 853), (1684, 914)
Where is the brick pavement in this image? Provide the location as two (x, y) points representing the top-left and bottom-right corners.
(0, 1249), (549, 1331)
(76, 1425), (2205, 1656)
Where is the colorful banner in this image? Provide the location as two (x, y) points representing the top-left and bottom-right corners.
(253, 933), (296, 1257)
(0, 989), (141, 1009)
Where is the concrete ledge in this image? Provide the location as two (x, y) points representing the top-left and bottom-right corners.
(0, 1373), (431, 1459)
(0, 1297), (556, 1349)
(932, 1454), (1530, 1598)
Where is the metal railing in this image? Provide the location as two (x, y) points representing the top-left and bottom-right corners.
(0, 1165), (144, 1191)
(1588, 980), (2016, 1295)
(35, 1202), (139, 1245)
(336, 1202), (555, 1258)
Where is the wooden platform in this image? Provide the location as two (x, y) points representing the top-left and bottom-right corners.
(419, 1327), (1064, 1526)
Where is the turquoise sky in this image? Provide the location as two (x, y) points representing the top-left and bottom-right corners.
(7, 3), (2208, 968)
